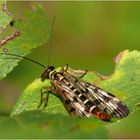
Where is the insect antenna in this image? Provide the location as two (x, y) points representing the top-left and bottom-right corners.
(47, 16), (56, 67)
(0, 53), (46, 68)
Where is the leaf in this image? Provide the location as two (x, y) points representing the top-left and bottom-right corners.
(1, 48), (140, 138)
(98, 50), (140, 112)
(108, 109), (140, 138)
(0, 5), (50, 79)
(11, 50), (140, 117)
(9, 50), (140, 138)
(0, 1), (12, 33)
(11, 67), (68, 116)
(0, 111), (108, 139)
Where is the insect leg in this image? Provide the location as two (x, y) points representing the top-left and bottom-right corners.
(37, 86), (52, 110)
(61, 64), (69, 72)
(78, 70), (87, 78)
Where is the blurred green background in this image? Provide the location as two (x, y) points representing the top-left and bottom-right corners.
(0, 1), (140, 116)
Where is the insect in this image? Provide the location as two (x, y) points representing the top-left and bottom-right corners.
(0, 53), (129, 121)
(0, 17), (129, 121)
(40, 65), (129, 121)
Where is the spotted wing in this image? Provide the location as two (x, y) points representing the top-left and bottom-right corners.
(76, 79), (129, 118)
(52, 72), (111, 121)
(52, 77), (91, 117)
(63, 72), (129, 118)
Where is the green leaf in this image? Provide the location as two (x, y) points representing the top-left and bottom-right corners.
(108, 109), (140, 138)
(2, 49), (140, 138)
(9, 50), (140, 138)
(11, 50), (140, 117)
(0, 5), (50, 79)
(0, 1), (12, 32)
(0, 111), (108, 139)
(98, 50), (140, 113)
(11, 67), (68, 116)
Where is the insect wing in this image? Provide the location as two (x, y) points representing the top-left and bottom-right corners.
(61, 71), (129, 118)
(77, 79), (129, 118)
(52, 75), (91, 117)
(51, 72), (111, 121)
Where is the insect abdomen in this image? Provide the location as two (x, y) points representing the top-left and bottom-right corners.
(91, 108), (110, 121)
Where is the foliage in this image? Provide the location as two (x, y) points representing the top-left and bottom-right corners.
(0, 111), (108, 139)
(11, 50), (140, 117)
(0, 4), (50, 79)
(0, 1), (12, 31)
(9, 50), (140, 138)
(0, 2), (140, 139)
